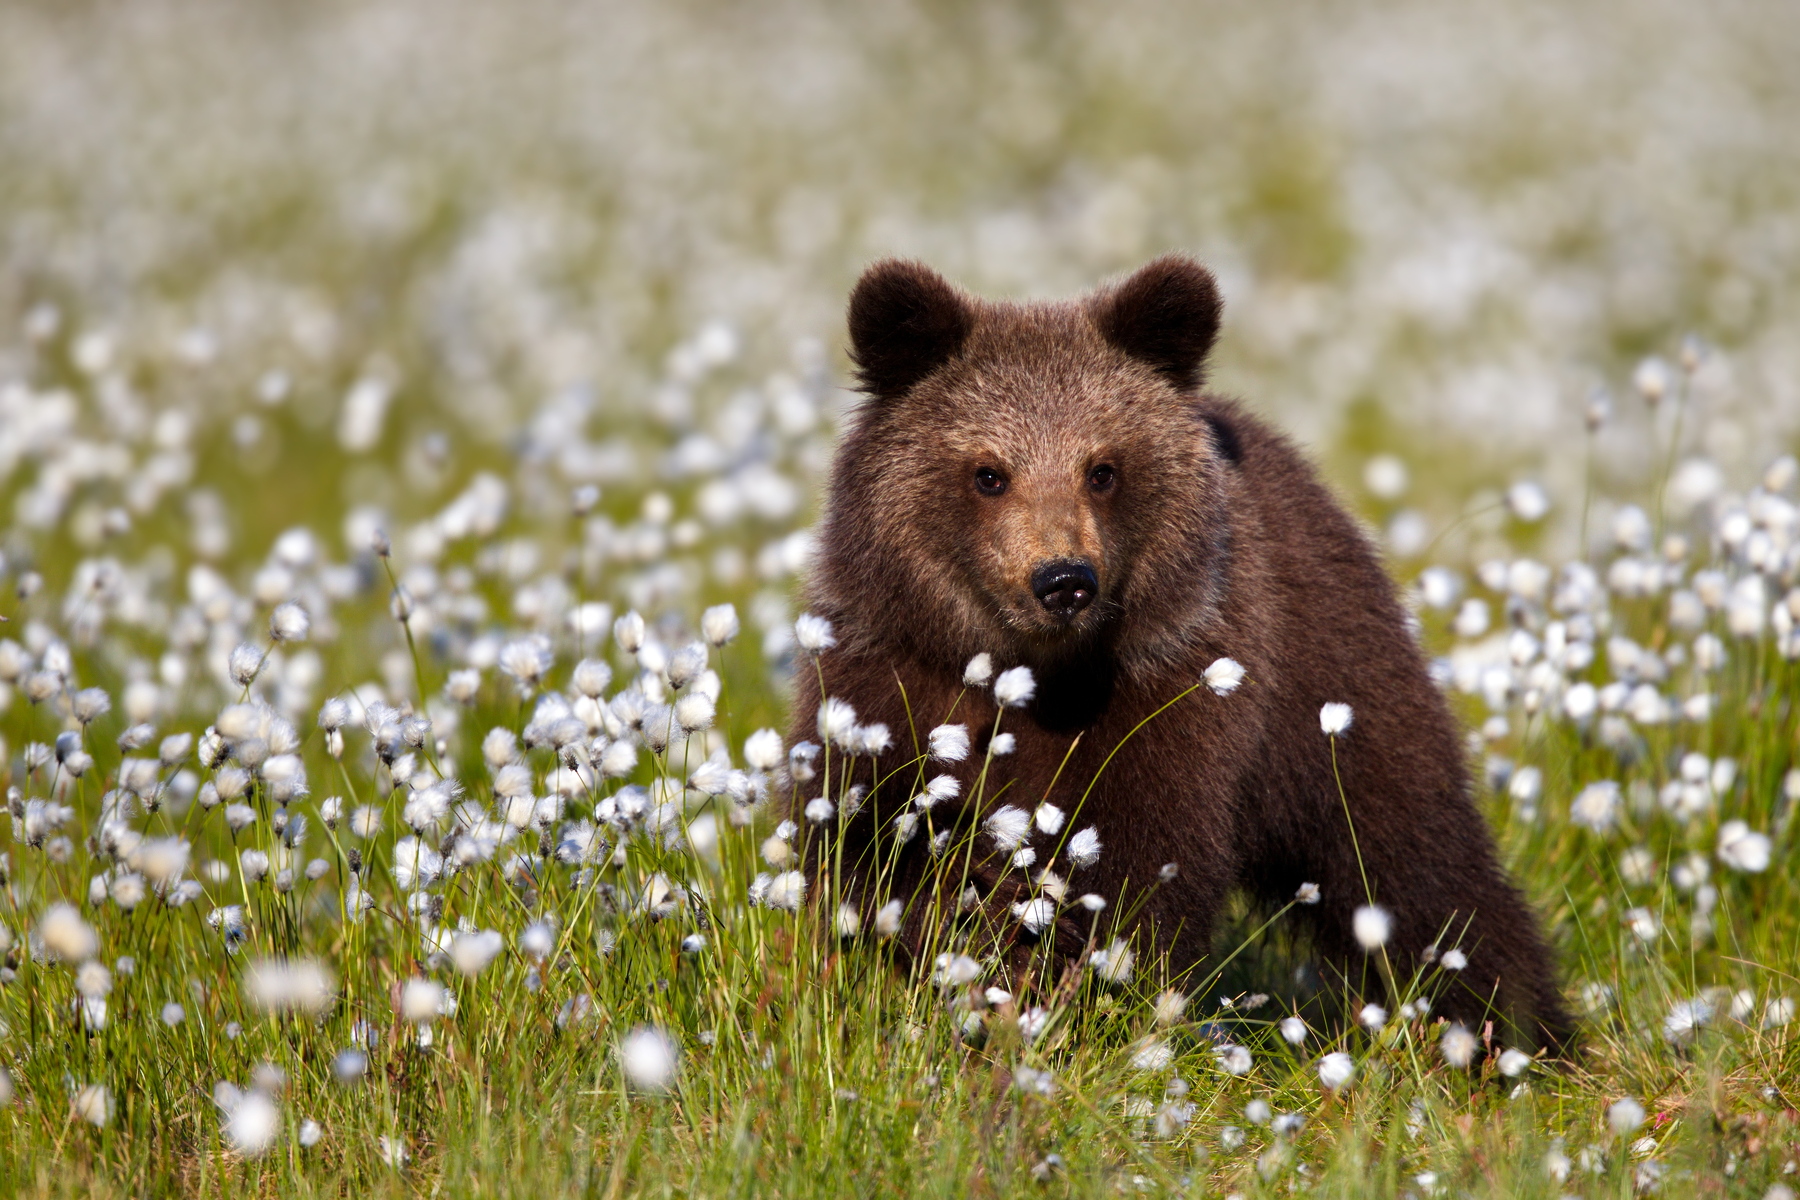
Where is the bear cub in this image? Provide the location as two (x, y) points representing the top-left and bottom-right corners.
(792, 254), (1571, 1050)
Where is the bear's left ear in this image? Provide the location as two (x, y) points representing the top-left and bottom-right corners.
(1090, 255), (1222, 392)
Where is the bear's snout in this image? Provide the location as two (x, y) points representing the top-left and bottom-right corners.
(1030, 560), (1098, 621)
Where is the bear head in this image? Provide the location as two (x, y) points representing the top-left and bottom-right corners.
(814, 254), (1240, 675)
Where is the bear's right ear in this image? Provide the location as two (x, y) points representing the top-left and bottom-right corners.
(1091, 254), (1222, 392)
(847, 260), (975, 398)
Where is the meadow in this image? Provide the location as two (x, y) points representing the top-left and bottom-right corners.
(2, 2), (1800, 1196)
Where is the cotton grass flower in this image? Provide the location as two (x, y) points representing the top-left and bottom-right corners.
(1570, 780), (1621, 833)
(244, 958), (336, 1014)
(928, 723), (970, 762)
(399, 978), (446, 1024)
(794, 613), (836, 653)
(764, 871), (806, 911)
(1608, 1097), (1647, 1136)
(332, 1049), (369, 1086)
(73, 1084), (112, 1127)
(39, 902), (97, 961)
(1317, 1052), (1354, 1091)
(1279, 1016), (1307, 1045)
(1318, 702), (1353, 735)
(1352, 905), (1391, 951)
(1066, 826), (1101, 869)
(1215, 1044), (1252, 1076)
(1204, 657), (1245, 694)
(984, 805), (1033, 852)
(1012, 897), (1057, 935)
(619, 1027), (679, 1093)
(224, 1089), (281, 1157)
(963, 653), (993, 686)
(1717, 820), (1772, 872)
(1497, 1048), (1532, 1077)
(269, 602), (310, 642)
(450, 930), (505, 976)
(993, 666), (1036, 707)
(1439, 1024), (1478, 1068)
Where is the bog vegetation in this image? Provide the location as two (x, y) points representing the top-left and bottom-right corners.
(3, 3), (1800, 1197)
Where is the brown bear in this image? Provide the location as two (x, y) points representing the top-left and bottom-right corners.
(789, 254), (1571, 1051)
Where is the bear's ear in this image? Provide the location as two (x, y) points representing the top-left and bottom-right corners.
(1091, 255), (1222, 392)
(847, 260), (975, 398)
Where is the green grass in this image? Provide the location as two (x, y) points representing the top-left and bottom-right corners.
(0, 346), (1798, 1199)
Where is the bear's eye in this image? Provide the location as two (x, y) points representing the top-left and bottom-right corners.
(1088, 464), (1117, 493)
(974, 467), (1007, 496)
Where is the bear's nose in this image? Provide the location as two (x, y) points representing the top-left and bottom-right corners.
(1031, 561), (1098, 619)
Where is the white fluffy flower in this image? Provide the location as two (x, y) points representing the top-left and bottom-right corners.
(764, 871), (806, 911)
(612, 611), (646, 653)
(269, 602), (310, 643)
(1497, 1048), (1532, 1077)
(1439, 1023), (1477, 1068)
(398, 978), (446, 1023)
(816, 698), (857, 747)
(1317, 1051), (1354, 1091)
(1352, 904), (1391, 951)
(1279, 1016), (1307, 1045)
(224, 1089), (281, 1157)
(1012, 897), (1057, 934)
(1066, 826), (1102, 869)
(244, 958), (336, 1014)
(450, 930), (505, 976)
(619, 1027), (679, 1093)
(1607, 1097), (1646, 1136)
(743, 728), (784, 771)
(701, 603), (740, 647)
(794, 613), (836, 653)
(1717, 820), (1772, 872)
(39, 902), (97, 961)
(674, 692), (715, 732)
(1570, 780), (1621, 833)
(928, 724), (970, 762)
(985, 805), (1033, 852)
(962, 653), (993, 686)
(1319, 702), (1354, 736)
(1033, 803), (1065, 835)
(1204, 657), (1245, 695)
(993, 666), (1036, 708)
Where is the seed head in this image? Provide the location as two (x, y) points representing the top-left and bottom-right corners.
(269, 602), (310, 643)
(1439, 1023), (1478, 1069)
(1317, 1051), (1354, 1091)
(1318, 702), (1353, 736)
(1066, 826), (1101, 869)
(1607, 1097), (1646, 1136)
(794, 613), (836, 654)
(1204, 657), (1245, 695)
(40, 902), (97, 961)
(1352, 905), (1391, 951)
(993, 666), (1036, 708)
(701, 603), (740, 647)
(228, 643), (264, 688)
(619, 1027), (679, 1094)
(928, 724), (970, 762)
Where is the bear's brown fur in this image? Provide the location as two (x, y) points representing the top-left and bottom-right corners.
(791, 254), (1571, 1050)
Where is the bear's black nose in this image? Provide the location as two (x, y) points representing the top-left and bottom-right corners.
(1031, 561), (1098, 619)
